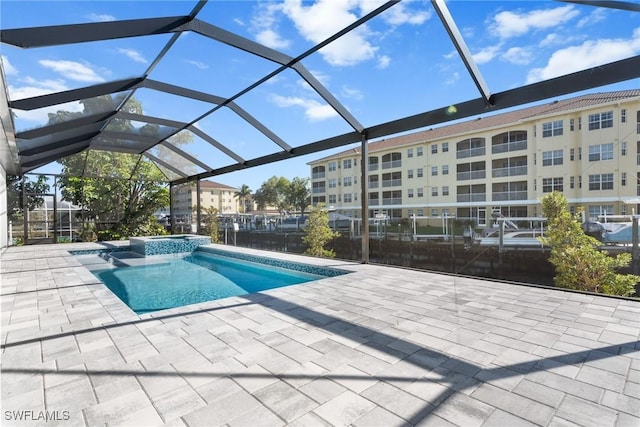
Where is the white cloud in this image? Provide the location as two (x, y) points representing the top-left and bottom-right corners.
(251, 2), (291, 50)
(376, 55), (390, 69)
(527, 28), (640, 83)
(269, 94), (338, 121)
(117, 48), (147, 64)
(472, 44), (502, 64)
(443, 50), (458, 60)
(38, 59), (105, 83)
(1, 55), (18, 75)
(87, 13), (115, 22)
(501, 47), (532, 65)
(490, 5), (579, 39)
(234, 18), (245, 26)
(8, 78), (82, 124)
(576, 8), (606, 28)
(341, 85), (363, 100)
(444, 71), (460, 86)
(256, 29), (291, 49)
(282, 0), (378, 66)
(382, 2), (431, 26)
(539, 33), (559, 47)
(185, 59), (209, 70)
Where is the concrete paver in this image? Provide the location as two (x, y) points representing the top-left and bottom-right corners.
(1, 242), (639, 426)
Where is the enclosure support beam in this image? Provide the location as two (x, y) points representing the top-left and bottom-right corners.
(196, 179), (201, 235)
(360, 132), (369, 264)
(169, 183), (175, 235)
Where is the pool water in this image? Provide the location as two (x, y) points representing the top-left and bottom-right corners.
(94, 252), (325, 314)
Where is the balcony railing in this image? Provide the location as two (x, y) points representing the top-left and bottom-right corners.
(456, 170), (486, 181)
(491, 140), (527, 154)
(368, 182), (379, 189)
(368, 164), (379, 171)
(382, 179), (402, 187)
(456, 147), (486, 159)
(492, 191), (528, 201)
(312, 187), (326, 194)
(381, 160), (402, 169)
(311, 172), (325, 179)
(492, 165), (527, 178)
(456, 193), (486, 203)
(382, 198), (403, 205)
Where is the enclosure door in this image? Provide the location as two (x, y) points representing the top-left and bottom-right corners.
(25, 192), (57, 244)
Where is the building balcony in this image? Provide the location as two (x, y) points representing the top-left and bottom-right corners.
(492, 166), (528, 178)
(381, 160), (402, 169)
(312, 187), (326, 194)
(312, 172), (326, 179)
(382, 198), (403, 205)
(368, 182), (379, 189)
(457, 170), (486, 181)
(491, 140), (527, 154)
(456, 147), (485, 159)
(492, 191), (528, 201)
(457, 193), (486, 203)
(368, 164), (379, 171)
(382, 179), (402, 188)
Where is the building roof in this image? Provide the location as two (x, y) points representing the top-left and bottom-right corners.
(193, 180), (238, 190)
(309, 90), (640, 164)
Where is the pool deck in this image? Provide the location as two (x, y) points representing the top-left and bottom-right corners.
(1, 242), (639, 426)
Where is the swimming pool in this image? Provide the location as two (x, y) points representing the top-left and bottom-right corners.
(91, 250), (345, 314)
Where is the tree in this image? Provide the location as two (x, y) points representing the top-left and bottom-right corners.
(302, 204), (340, 258)
(234, 184), (252, 213)
(287, 177), (311, 215)
(257, 176), (291, 215)
(196, 205), (221, 243)
(7, 175), (50, 222)
(53, 95), (178, 240)
(540, 192), (636, 296)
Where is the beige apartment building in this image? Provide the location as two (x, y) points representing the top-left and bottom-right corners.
(171, 180), (239, 225)
(309, 90), (640, 227)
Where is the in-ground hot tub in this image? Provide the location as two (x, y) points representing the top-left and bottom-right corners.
(130, 234), (211, 256)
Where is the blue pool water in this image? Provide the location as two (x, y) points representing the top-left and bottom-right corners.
(93, 252), (327, 314)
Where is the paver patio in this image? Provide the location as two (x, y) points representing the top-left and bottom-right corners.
(1, 242), (639, 426)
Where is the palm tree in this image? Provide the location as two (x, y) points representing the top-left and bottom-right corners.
(234, 184), (252, 213)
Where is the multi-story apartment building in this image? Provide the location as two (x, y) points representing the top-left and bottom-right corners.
(171, 180), (239, 224)
(309, 90), (640, 226)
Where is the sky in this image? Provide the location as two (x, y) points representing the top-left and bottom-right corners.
(1, 0), (639, 191)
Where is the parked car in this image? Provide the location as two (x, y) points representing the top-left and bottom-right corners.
(602, 224), (636, 245)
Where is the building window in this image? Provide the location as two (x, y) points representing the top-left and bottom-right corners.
(431, 187), (438, 197)
(417, 188), (424, 197)
(588, 143), (614, 161)
(570, 118), (574, 131)
(621, 109), (626, 123)
(570, 176), (575, 189)
(328, 195), (337, 203)
(542, 177), (563, 192)
(431, 166), (438, 176)
(588, 205), (613, 220)
(622, 172), (627, 186)
(589, 173), (614, 190)
(328, 162), (336, 171)
(542, 120), (563, 137)
(442, 186), (449, 196)
(417, 168), (424, 178)
(431, 209), (439, 217)
(570, 148), (575, 161)
(407, 148), (414, 158)
(417, 209), (424, 216)
(408, 209), (413, 217)
(354, 193), (358, 201)
(542, 150), (563, 166)
(343, 159), (352, 169)
(442, 142), (449, 152)
(408, 169), (414, 179)
(431, 144), (438, 154)
(408, 189), (414, 198)
(344, 193), (352, 203)
(621, 141), (627, 156)
(417, 147), (424, 156)
(588, 111), (613, 130)
(579, 176), (582, 189)
(328, 179), (337, 188)
(442, 165), (449, 175)
(343, 177), (352, 187)
(578, 147), (582, 160)
(578, 117), (582, 130)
